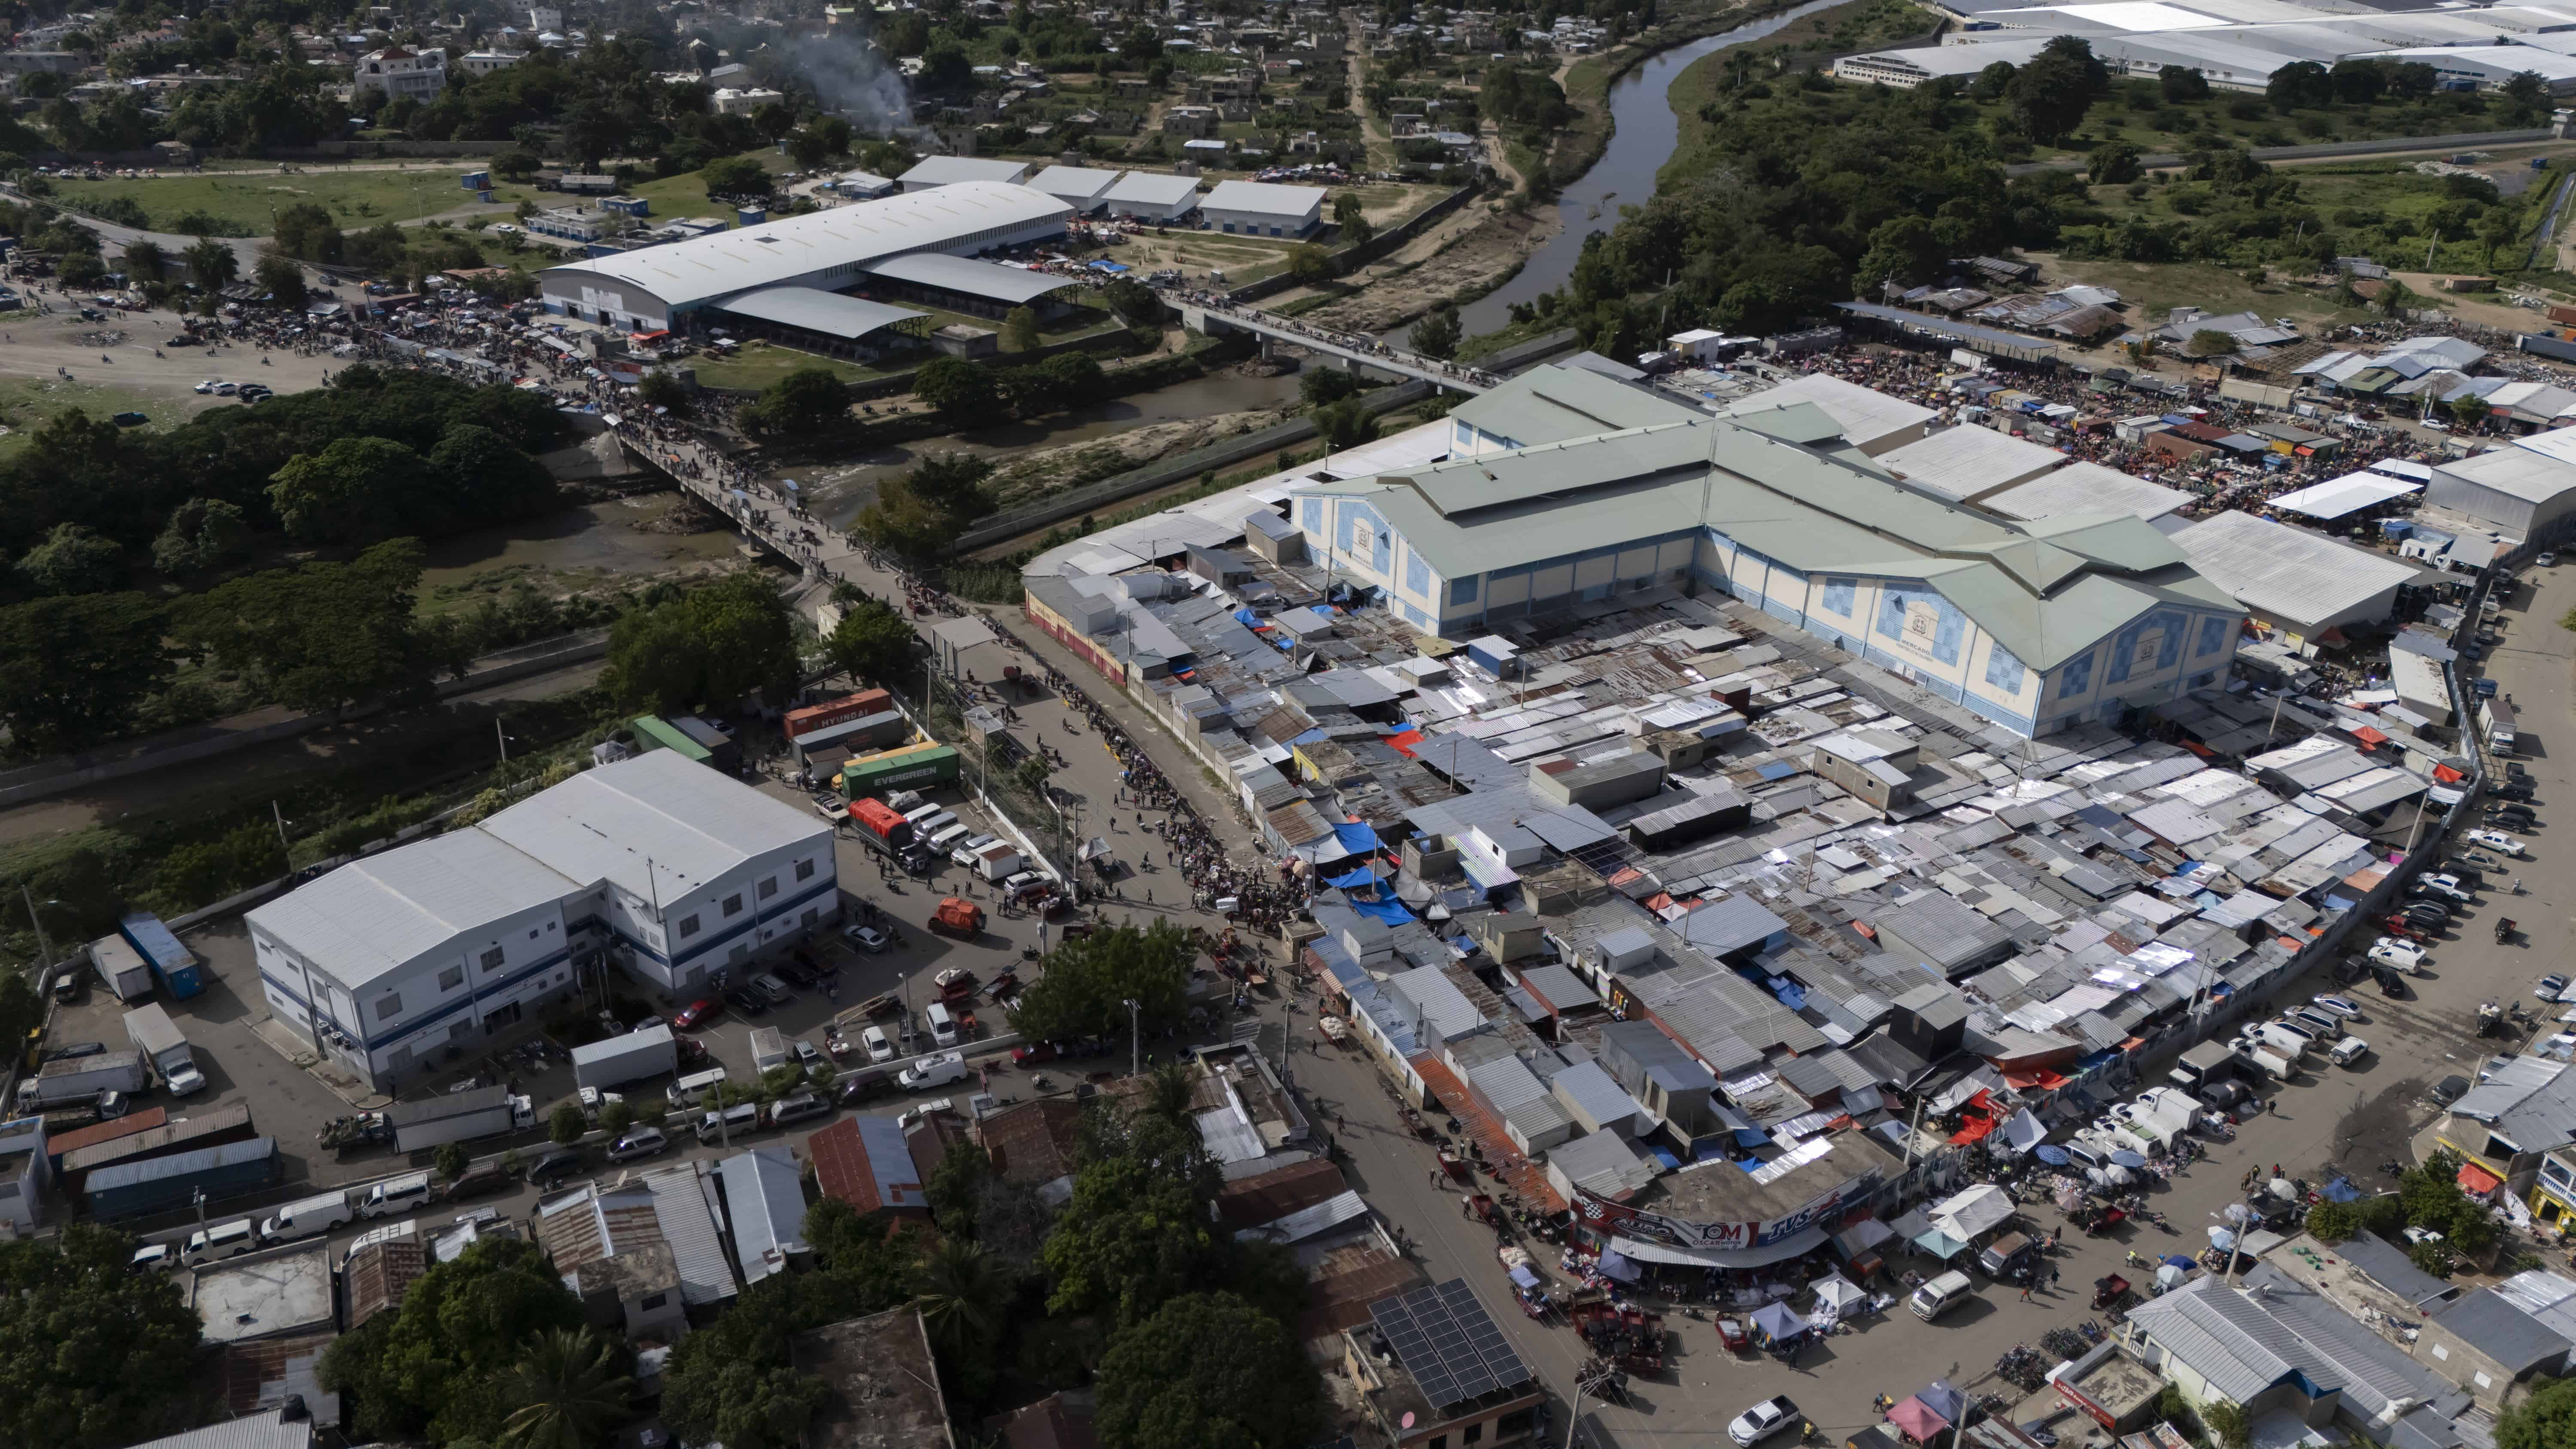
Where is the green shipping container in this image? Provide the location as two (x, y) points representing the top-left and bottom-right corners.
(631, 715), (712, 763)
(841, 744), (960, 794)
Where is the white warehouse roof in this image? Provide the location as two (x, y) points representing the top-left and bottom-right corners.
(898, 155), (1033, 188)
(1980, 461), (2190, 524)
(1878, 425), (2067, 502)
(539, 180), (1072, 310)
(2441, 443), (2576, 503)
(246, 827), (580, 993)
(1103, 170), (1201, 207)
(1200, 179), (1327, 218)
(2266, 471), (2423, 521)
(477, 749), (833, 920)
(1030, 164), (1122, 206)
(1731, 372), (1937, 450)
(2175, 510), (2426, 631)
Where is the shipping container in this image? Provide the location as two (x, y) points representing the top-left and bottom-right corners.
(630, 714), (713, 763)
(83, 1136), (279, 1221)
(123, 1004), (204, 1096)
(793, 710), (910, 771)
(44, 1106), (167, 1173)
(85, 934), (152, 1003)
(59, 1100), (256, 1194)
(115, 913), (202, 999)
(387, 1085), (536, 1153)
(841, 743), (960, 795)
(670, 715), (742, 773)
(786, 689), (894, 740)
(569, 1025), (680, 1094)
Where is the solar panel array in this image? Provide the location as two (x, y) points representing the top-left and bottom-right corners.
(1367, 1279), (1532, 1411)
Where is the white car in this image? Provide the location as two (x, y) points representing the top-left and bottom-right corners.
(2412, 872), (2472, 903)
(2540, 975), (2570, 1004)
(2311, 994), (2365, 1021)
(2369, 939), (2427, 973)
(2469, 829), (2526, 857)
(492, 222), (519, 234)
(845, 924), (889, 953)
(1729, 1396), (1801, 1449)
(2541, 552), (2558, 567)
(191, 379), (219, 393)
(212, 381), (238, 396)
(812, 792), (847, 821)
(863, 1025), (894, 1063)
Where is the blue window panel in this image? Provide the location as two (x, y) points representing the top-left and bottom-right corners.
(2106, 608), (2185, 685)
(1820, 578), (1857, 617)
(1400, 601), (1431, 626)
(2059, 652), (2094, 699)
(1370, 526), (1390, 574)
(1984, 642), (2027, 696)
(1452, 575), (1478, 605)
(1874, 583), (1964, 665)
(2197, 615), (2229, 656)
(1405, 547), (1429, 596)
(1301, 497), (1322, 533)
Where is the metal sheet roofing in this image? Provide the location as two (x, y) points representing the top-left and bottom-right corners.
(717, 1146), (810, 1286)
(1200, 179), (1328, 217)
(1450, 363), (1700, 447)
(2442, 441), (2576, 502)
(1029, 164), (1122, 203)
(640, 1160), (738, 1305)
(2433, 1287), (2572, 1372)
(246, 829), (579, 992)
(1101, 170), (1201, 206)
(541, 180), (1070, 309)
(716, 286), (927, 339)
(861, 251), (1083, 304)
(1730, 372), (1937, 448)
(1879, 427), (2068, 501)
(897, 155), (1033, 187)
(1980, 462), (2190, 523)
(2175, 510), (2425, 631)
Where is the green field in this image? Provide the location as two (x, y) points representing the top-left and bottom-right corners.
(690, 340), (896, 390)
(49, 165), (541, 235)
(620, 154), (796, 224)
(0, 376), (188, 454)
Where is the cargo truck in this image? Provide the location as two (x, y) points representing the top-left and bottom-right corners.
(750, 1027), (788, 1073)
(386, 1085), (536, 1154)
(848, 798), (917, 857)
(18, 1049), (149, 1113)
(82, 1136), (280, 1221)
(973, 843), (1025, 883)
(841, 742), (961, 796)
(116, 913), (203, 999)
(123, 1004), (205, 1096)
(570, 1025), (679, 1093)
(85, 934), (152, 1004)
(2169, 1041), (2241, 1093)
(928, 897), (985, 939)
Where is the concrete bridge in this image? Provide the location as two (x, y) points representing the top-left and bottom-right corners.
(1178, 299), (1502, 395)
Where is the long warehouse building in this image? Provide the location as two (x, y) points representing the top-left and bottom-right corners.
(537, 179), (1074, 335)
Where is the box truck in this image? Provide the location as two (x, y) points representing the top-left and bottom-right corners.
(83, 1137), (280, 1221)
(570, 1025), (679, 1092)
(386, 1085), (535, 1154)
(750, 1027), (788, 1074)
(85, 934), (152, 1004)
(18, 1050), (149, 1113)
(115, 913), (202, 999)
(123, 1004), (205, 1096)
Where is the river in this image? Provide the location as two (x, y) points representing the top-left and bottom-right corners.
(1448, 0), (1851, 340)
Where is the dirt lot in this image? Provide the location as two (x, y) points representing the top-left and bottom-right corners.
(0, 290), (339, 413)
(1293, 204), (1558, 334)
(980, 400), (1293, 509)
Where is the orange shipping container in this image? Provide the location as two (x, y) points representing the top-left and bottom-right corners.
(786, 689), (893, 740)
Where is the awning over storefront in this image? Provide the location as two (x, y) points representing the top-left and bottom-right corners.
(1607, 1226), (1829, 1270)
(2460, 1160), (2505, 1195)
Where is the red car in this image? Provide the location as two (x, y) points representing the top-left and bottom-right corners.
(674, 997), (720, 1030)
(1011, 1042), (1062, 1066)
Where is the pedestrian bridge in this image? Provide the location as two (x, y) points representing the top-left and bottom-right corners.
(1179, 300), (1499, 395)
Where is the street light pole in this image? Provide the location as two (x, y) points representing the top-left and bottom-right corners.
(272, 801), (293, 859)
(1126, 996), (1142, 1077)
(19, 884), (54, 978)
(497, 718), (510, 764)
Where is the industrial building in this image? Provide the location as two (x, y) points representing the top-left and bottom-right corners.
(1291, 365), (2245, 737)
(536, 181), (1072, 336)
(1101, 170), (1203, 222)
(897, 156), (1033, 191)
(1030, 164), (1122, 213)
(2173, 510), (2432, 655)
(2427, 429), (2576, 545)
(247, 751), (837, 1091)
(1200, 179), (1327, 237)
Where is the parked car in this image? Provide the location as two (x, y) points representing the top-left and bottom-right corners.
(2412, 873), (2473, 903)
(2469, 830), (2526, 856)
(2540, 975), (2570, 1003)
(2287, 1007), (2342, 1038)
(2494, 782), (2537, 803)
(674, 997), (720, 1030)
(2369, 939), (2427, 972)
(528, 1149), (585, 1186)
(605, 1127), (669, 1163)
(2541, 552), (2559, 567)
(863, 1025), (894, 1063)
(752, 973), (795, 1006)
(793, 1039), (825, 1069)
(772, 959), (817, 990)
(768, 1091), (830, 1127)
(845, 925), (890, 953)
(722, 986), (768, 1016)
(1729, 1397), (1802, 1448)
(812, 793), (847, 821)
(131, 1242), (176, 1272)
(1012, 1042), (1062, 1066)
(2311, 995), (2365, 1021)
(450, 1160), (513, 1197)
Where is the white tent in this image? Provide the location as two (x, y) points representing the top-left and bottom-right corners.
(2001, 1109), (2047, 1155)
(1811, 1276), (1869, 1312)
(1930, 1184), (2015, 1242)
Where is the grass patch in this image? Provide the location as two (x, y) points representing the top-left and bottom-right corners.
(690, 341), (893, 391)
(48, 166), (540, 235)
(0, 376), (184, 452)
(2027, 254), (2385, 325)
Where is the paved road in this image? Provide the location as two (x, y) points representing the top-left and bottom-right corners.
(2004, 127), (2558, 176)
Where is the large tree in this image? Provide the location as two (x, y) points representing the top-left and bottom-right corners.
(1095, 1293), (1324, 1449)
(1040, 1106), (1231, 1326)
(913, 355), (1000, 418)
(824, 597), (918, 687)
(2006, 40), (2105, 146)
(18, 521), (124, 595)
(0, 1224), (204, 1449)
(2499, 1374), (2576, 1449)
(267, 435), (436, 545)
(184, 235), (238, 288)
(178, 538), (439, 715)
(852, 453), (995, 558)
(750, 368), (851, 434)
(496, 1327), (633, 1449)
(319, 1237), (586, 1444)
(1005, 918), (1195, 1047)
(601, 570), (799, 714)
(0, 592), (171, 753)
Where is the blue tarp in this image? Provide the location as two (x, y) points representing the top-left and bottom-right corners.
(1324, 865), (1385, 890)
(1088, 259), (1131, 273)
(2320, 1175), (2361, 1202)
(1333, 821), (1382, 854)
(1646, 1145), (1682, 1170)
(1346, 892), (1414, 927)
(1233, 608), (1262, 627)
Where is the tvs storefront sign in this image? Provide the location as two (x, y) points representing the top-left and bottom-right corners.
(1573, 1169), (1881, 1253)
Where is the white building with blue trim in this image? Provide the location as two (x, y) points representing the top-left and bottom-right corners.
(248, 750), (838, 1091)
(1293, 365), (2244, 738)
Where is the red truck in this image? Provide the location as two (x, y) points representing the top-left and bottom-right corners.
(848, 799), (916, 860)
(930, 897), (986, 939)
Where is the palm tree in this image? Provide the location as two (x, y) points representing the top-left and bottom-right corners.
(1141, 1060), (1196, 1124)
(497, 1327), (633, 1449)
(915, 1238), (1014, 1361)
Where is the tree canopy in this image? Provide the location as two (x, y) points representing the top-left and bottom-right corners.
(0, 1225), (204, 1449)
(178, 538), (442, 716)
(1095, 1292), (1325, 1449)
(601, 570), (800, 714)
(824, 597), (919, 687)
(749, 368), (851, 434)
(318, 1237), (587, 1444)
(1005, 919), (1195, 1046)
(0, 592), (172, 753)
(852, 454), (996, 559)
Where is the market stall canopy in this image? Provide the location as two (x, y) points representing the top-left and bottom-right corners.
(1750, 1302), (1810, 1341)
(2034, 1145), (2070, 1164)
(1610, 1226), (1830, 1270)
(1596, 1249), (1642, 1282)
(2001, 1109), (2047, 1155)
(1887, 1397), (1949, 1441)
(1811, 1276), (1868, 1312)
(1914, 1381), (1966, 1425)
(1930, 1184), (2014, 1241)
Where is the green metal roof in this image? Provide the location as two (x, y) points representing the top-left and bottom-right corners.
(1304, 398), (2238, 671)
(1447, 364), (1703, 446)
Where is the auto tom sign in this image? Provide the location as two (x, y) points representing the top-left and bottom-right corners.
(1572, 1166), (1880, 1254)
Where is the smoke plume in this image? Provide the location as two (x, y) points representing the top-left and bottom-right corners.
(792, 33), (912, 135)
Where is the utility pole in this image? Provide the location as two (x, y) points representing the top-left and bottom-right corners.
(18, 884), (54, 978)
(1126, 996), (1142, 1077)
(271, 801), (293, 859)
(496, 718), (510, 764)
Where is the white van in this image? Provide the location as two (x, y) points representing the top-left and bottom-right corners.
(667, 1067), (729, 1109)
(927, 823), (972, 855)
(1909, 1270), (1975, 1321)
(2257, 1022), (2319, 1060)
(182, 1218), (257, 1264)
(898, 1050), (969, 1090)
(259, 1189), (354, 1245)
(693, 1101), (762, 1145)
(926, 1001), (958, 1048)
(359, 1171), (435, 1219)
(900, 801), (942, 826)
